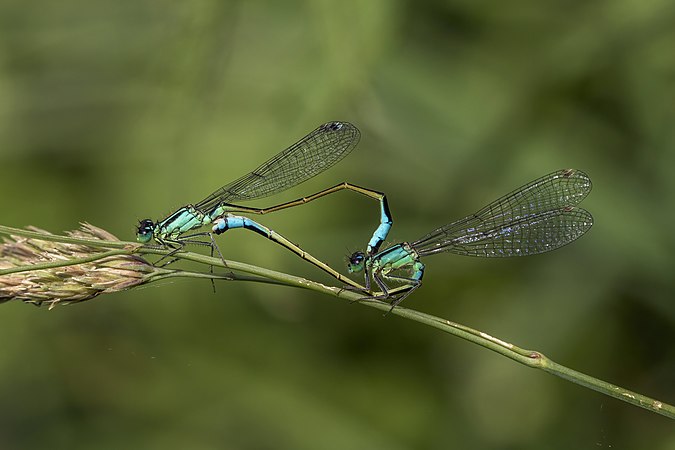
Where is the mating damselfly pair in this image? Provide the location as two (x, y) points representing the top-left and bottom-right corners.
(137, 121), (593, 309)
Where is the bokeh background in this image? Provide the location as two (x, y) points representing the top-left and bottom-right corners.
(1, 0), (674, 448)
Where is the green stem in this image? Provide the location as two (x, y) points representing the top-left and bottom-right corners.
(164, 251), (675, 419)
(1, 224), (672, 419)
(139, 246), (352, 298)
(387, 307), (671, 417)
(148, 268), (289, 287)
(539, 358), (669, 416)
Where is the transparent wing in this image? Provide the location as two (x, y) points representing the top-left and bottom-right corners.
(195, 121), (360, 211)
(412, 169), (593, 257)
(414, 207), (593, 257)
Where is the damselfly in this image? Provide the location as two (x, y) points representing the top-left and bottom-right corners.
(138, 121), (392, 291)
(347, 169), (593, 309)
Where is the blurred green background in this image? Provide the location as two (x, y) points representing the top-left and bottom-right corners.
(1, 0), (674, 448)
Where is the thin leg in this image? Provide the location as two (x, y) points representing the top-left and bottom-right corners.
(208, 236), (216, 292)
(368, 271), (394, 300)
(349, 269), (392, 302)
(155, 239), (217, 268)
(179, 231), (230, 292)
(364, 272), (422, 312)
(343, 261), (373, 293)
(363, 266), (372, 292)
(206, 232), (226, 293)
(357, 271), (406, 315)
(153, 241), (185, 267)
(386, 280), (422, 311)
(348, 265), (380, 304)
(179, 232), (226, 263)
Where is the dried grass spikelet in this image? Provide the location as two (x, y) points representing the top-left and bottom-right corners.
(0, 224), (154, 309)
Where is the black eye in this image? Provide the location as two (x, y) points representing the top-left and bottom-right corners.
(137, 219), (154, 234)
(349, 251), (365, 264)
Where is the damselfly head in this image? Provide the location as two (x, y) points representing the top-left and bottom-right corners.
(136, 219), (155, 243)
(347, 251), (366, 273)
